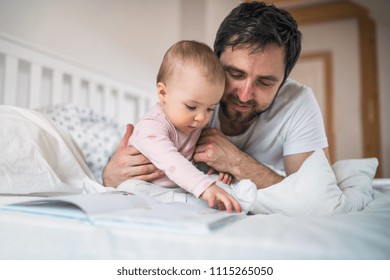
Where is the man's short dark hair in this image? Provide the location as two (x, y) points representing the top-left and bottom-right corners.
(214, 1), (302, 80)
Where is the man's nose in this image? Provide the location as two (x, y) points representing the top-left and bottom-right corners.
(237, 80), (254, 103)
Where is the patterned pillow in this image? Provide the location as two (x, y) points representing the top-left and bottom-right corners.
(38, 104), (123, 183)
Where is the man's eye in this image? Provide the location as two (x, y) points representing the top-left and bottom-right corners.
(227, 70), (244, 79)
(256, 80), (273, 87)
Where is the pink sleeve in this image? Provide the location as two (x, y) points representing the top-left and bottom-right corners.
(129, 119), (215, 197)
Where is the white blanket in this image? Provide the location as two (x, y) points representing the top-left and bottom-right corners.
(0, 105), (378, 216)
(252, 149), (377, 216)
(0, 105), (106, 195)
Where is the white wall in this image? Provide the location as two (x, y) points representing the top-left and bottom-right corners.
(204, 0), (241, 47)
(180, 0), (241, 46)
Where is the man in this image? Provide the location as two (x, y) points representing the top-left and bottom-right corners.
(102, 1), (329, 190)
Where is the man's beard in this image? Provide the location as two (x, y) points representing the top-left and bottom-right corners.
(219, 94), (267, 124)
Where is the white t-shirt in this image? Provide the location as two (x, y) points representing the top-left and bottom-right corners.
(209, 79), (328, 174)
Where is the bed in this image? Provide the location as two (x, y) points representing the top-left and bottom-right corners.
(1, 33), (390, 260)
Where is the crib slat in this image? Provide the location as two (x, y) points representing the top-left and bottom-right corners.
(70, 75), (81, 105)
(138, 96), (149, 119)
(97, 84), (105, 112)
(80, 80), (89, 106)
(104, 88), (115, 119)
(0, 34), (154, 124)
(52, 69), (62, 105)
(90, 82), (102, 112)
(3, 56), (18, 105)
(117, 90), (128, 125)
(29, 63), (41, 109)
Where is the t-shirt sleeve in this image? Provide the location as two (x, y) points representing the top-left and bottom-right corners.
(283, 88), (329, 156)
(129, 119), (215, 197)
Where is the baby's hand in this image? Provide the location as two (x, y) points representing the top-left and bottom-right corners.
(200, 183), (241, 213)
(207, 168), (234, 185)
(218, 172), (234, 185)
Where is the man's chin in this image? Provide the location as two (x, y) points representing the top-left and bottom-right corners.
(225, 108), (259, 124)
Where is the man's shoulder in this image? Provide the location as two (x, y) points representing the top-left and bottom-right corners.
(265, 79), (317, 120)
(279, 79), (313, 100)
(274, 79), (317, 109)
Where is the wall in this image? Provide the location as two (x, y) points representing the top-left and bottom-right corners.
(180, 0), (241, 45)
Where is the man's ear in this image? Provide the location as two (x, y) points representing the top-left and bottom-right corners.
(157, 82), (168, 102)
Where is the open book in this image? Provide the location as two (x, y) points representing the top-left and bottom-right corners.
(0, 192), (245, 234)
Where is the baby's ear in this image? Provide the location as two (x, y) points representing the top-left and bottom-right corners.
(157, 82), (168, 102)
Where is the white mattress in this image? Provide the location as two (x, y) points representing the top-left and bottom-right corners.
(1, 182), (389, 260)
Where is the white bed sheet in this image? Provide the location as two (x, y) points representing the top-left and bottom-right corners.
(0, 182), (389, 260)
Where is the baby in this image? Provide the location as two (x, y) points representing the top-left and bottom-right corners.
(125, 40), (256, 212)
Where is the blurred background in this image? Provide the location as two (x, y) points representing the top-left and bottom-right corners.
(0, 0), (388, 177)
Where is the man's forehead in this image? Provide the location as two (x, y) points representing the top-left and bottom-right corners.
(223, 43), (284, 56)
(220, 44), (285, 80)
(221, 44), (285, 65)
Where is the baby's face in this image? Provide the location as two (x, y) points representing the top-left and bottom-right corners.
(160, 66), (224, 134)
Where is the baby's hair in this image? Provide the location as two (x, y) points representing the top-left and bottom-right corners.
(157, 40), (225, 85)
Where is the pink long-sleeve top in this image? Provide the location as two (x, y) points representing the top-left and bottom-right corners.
(128, 103), (215, 197)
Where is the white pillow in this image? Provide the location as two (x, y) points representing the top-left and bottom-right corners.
(38, 104), (123, 183)
(0, 106), (105, 195)
(250, 150), (378, 216)
(251, 149), (344, 216)
(332, 157), (378, 211)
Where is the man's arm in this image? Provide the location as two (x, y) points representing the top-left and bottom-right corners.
(230, 151), (284, 188)
(283, 148), (330, 176)
(102, 124), (163, 187)
(193, 128), (330, 189)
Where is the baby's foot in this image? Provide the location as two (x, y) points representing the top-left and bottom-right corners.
(217, 179), (257, 213)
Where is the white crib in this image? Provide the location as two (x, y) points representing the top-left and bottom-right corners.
(0, 33), (153, 125)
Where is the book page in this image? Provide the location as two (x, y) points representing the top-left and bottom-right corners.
(0, 192), (246, 233)
(0, 192), (157, 216)
(93, 202), (245, 233)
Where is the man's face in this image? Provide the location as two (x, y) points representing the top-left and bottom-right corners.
(219, 44), (285, 125)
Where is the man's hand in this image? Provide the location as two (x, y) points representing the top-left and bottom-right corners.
(194, 128), (241, 176)
(102, 124), (164, 187)
(200, 183), (241, 213)
(194, 128), (284, 189)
